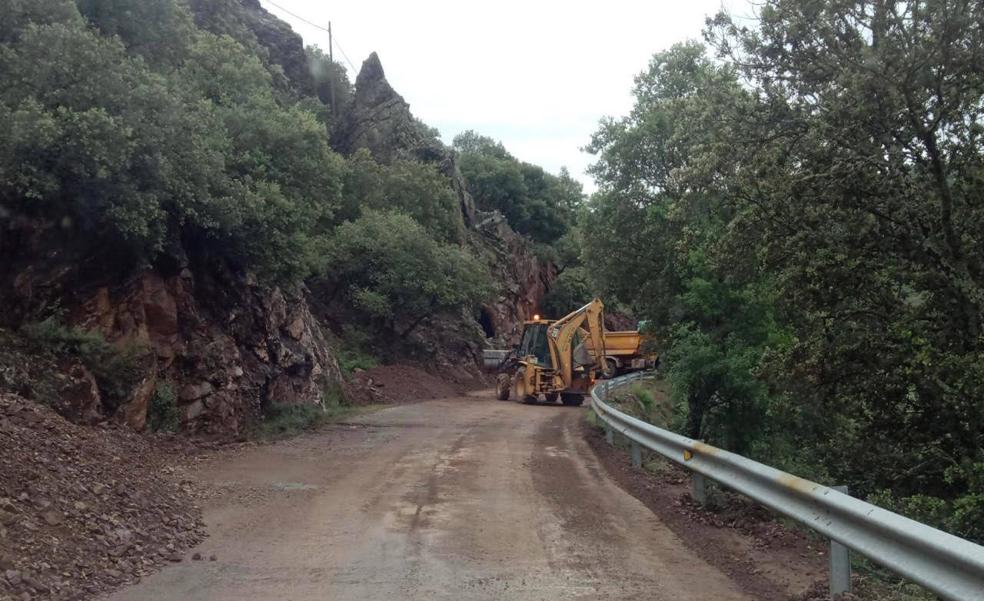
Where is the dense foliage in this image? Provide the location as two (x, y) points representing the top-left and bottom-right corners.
(341, 149), (464, 241)
(584, 2), (984, 542)
(321, 211), (491, 338)
(1, 0), (345, 281)
(0, 0), (496, 347)
(453, 131), (583, 243)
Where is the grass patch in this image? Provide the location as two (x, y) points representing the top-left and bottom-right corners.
(334, 327), (380, 377)
(253, 380), (378, 440)
(253, 404), (344, 439)
(609, 378), (673, 428)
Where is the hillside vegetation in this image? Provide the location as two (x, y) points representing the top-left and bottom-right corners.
(0, 0), (586, 377)
(583, 1), (984, 542)
(0, 0), (494, 317)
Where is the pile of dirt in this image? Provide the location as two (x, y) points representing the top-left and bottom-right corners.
(0, 394), (205, 600)
(351, 365), (471, 404)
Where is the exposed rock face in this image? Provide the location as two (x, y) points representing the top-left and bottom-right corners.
(336, 53), (419, 163)
(71, 269), (343, 435)
(472, 215), (558, 342)
(335, 53), (555, 343)
(0, 219), (345, 435)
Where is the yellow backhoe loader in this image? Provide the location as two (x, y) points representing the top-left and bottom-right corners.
(494, 299), (606, 406)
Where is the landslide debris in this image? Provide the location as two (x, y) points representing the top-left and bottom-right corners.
(350, 365), (476, 404)
(0, 393), (205, 600)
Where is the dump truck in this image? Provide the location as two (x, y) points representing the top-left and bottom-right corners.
(585, 329), (659, 378)
(492, 299), (607, 406)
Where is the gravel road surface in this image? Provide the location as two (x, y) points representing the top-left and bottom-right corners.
(107, 392), (753, 601)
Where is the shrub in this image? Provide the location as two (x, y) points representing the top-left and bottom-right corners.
(319, 211), (493, 337)
(253, 404), (327, 439)
(337, 348), (378, 376)
(21, 317), (148, 409)
(147, 380), (180, 432)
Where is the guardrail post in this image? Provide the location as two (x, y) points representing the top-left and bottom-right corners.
(630, 441), (641, 468)
(829, 485), (851, 599)
(691, 473), (707, 506)
(605, 423), (613, 445)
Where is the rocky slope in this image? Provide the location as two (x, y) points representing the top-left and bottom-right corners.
(0, 393), (205, 600)
(188, 0), (315, 96)
(335, 52), (556, 344)
(0, 220), (345, 436)
(0, 1), (553, 437)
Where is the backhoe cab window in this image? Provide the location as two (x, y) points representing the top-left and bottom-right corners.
(518, 323), (552, 367)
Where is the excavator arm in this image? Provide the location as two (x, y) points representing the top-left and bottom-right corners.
(546, 298), (606, 387)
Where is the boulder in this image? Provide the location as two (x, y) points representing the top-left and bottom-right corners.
(123, 371), (156, 432)
(53, 360), (102, 425)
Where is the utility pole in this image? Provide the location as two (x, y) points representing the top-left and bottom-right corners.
(328, 21), (336, 117)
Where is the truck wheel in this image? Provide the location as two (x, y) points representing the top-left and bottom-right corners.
(495, 373), (511, 400)
(513, 369), (538, 404)
(544, 392), (559, 404)
(561, 393), (584, 407)
(602, 358), (618, 379)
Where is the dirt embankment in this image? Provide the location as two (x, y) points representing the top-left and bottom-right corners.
(0, 394), (206, 601)
(350, 364), (489, 404)
(584, 421), (827, 600)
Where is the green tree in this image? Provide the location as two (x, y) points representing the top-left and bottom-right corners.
(0, 1), (346, 281)
(453, 130), (578, 243)
(584, 42), (771, 449)
(341, 149), (463, 241)
(587, 2), (984, 541)
(541, 266), (592, 318)
(705, 0), (984, 528)
(77, 0), (196, 65)
(319, 211), (492, 337)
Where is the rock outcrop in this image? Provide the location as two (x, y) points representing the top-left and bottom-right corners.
(471, 214), (557, 342)
(0, 220), (345, 436)
(72, 268), (343, 435)
(335, 53), (555, 344)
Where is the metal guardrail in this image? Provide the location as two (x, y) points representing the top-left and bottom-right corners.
(591, 372), (984, 601)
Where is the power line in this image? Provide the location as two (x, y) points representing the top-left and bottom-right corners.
(262, 0), (358, 72)
(263, 0), (328, 33)
(331, 34), (358, 73)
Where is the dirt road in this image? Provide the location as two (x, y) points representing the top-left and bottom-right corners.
(107, 392), (755, 601)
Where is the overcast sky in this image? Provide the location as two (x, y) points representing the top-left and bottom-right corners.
(259, 0), (750, 192)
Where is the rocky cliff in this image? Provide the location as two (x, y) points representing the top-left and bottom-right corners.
(0, 221), (344, 436)
(335, 53), (556, 344)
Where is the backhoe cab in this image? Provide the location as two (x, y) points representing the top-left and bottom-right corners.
(495, 299), (606, 406)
